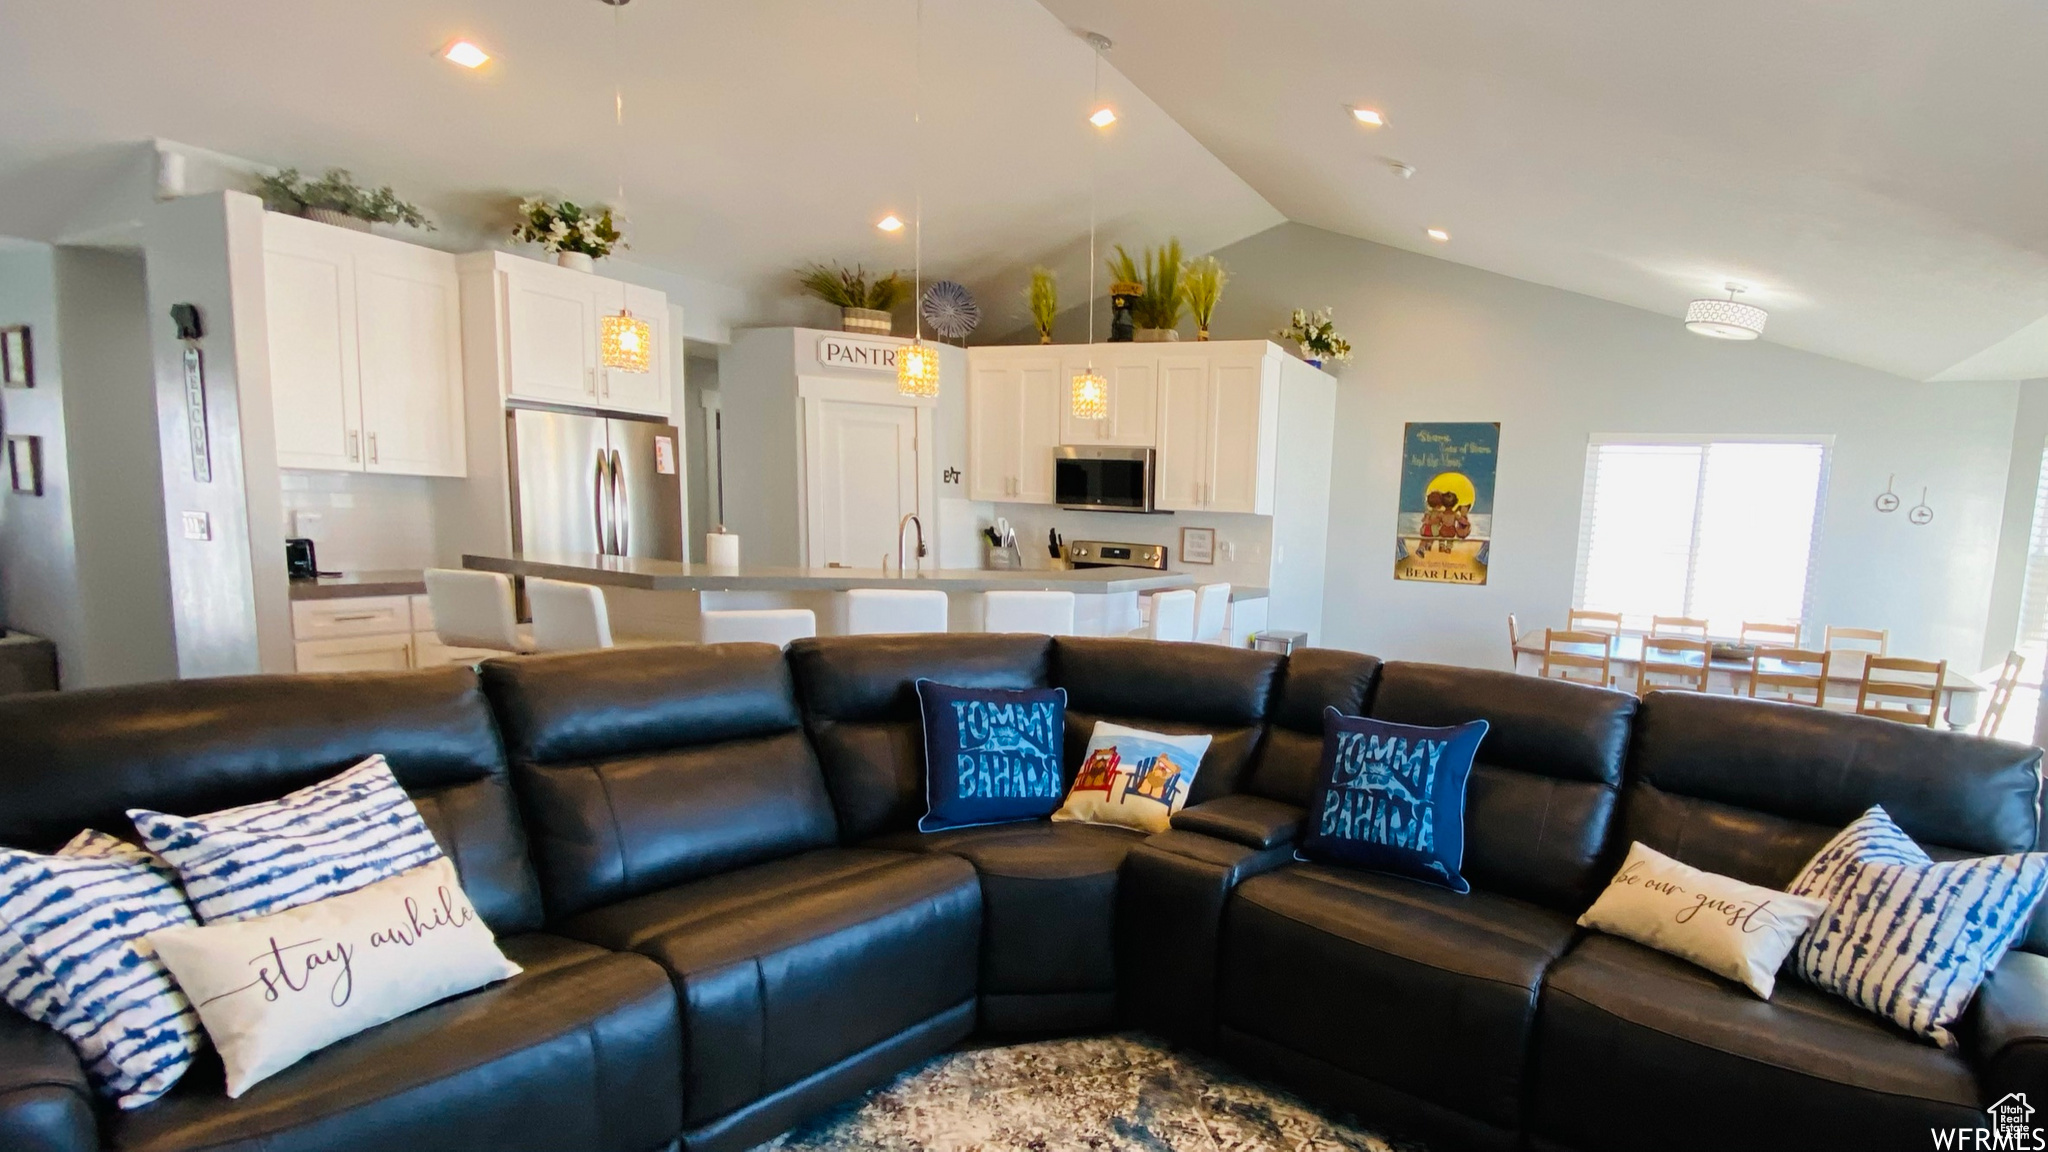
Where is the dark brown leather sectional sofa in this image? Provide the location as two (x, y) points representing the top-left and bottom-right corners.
(0, 635), (2042, 1152)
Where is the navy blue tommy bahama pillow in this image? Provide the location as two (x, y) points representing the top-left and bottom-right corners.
(1297, 707), (1488, 893)
(916, 680), (1069, 833)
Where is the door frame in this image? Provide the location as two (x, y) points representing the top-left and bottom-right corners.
(797, 375), (937, 569)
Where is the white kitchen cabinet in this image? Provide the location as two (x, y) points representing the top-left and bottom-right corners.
(967, 353), (1061, 504)
(293, 633), (415, 673)
(1155, 349), (1280, 514)
(1154, 357), (1211, 511)
(1059, 356), (1158, 447)
(595, 281), (672, 417)
(263, 213), (466, 477)
(290, 593), (496, 671)
(483, 254), (673, 418)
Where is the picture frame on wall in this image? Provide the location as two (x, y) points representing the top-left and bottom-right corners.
(7, 435), (42, 496)
(1181, 526), (1216, 565)
(1, 326), (30, 388)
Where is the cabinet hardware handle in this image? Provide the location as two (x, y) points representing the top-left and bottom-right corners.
(367, 433), (378, 464)
(330, 613), (381, 622)
(348, 432), (360, 461)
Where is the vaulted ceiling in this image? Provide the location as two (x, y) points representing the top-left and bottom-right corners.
(1, 0), (2044, 379)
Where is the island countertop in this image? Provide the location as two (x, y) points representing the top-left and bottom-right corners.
(463, 552), (1200, 595)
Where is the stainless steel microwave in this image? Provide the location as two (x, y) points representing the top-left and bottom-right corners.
(1055, 446), (1155, 512)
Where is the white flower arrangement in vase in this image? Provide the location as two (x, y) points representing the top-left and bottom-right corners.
(511, 198), (624, 272)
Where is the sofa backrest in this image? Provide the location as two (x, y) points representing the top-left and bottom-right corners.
(788, 633), (1056, 842)
(480, 643), (835, 921)
(1626, 690), (2048, 952)
(1241, 648), (1385, 807)
(1369, 662), (1636, 911)
(1053, 637), (1285, 807)
(0, 667), (543, 935)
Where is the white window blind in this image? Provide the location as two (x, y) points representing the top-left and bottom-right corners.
(1574, 439), (1828, 636)
(2011, 444), (2048, 671)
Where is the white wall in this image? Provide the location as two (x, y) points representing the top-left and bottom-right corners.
(1199, 223), (2018, 671)
(0, 242), (86, 677)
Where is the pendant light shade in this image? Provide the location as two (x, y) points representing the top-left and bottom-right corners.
(1071, 370), (1107, 420)
(897, 0), (938, 399)
(896, 342), (940, 397)
(1684, 285), (1767, 340)
(1071, 32), (1111, 418)
(601, 309), (652, 372)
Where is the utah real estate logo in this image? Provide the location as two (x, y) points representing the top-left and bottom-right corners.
(1932, 1094), (2043, 1149)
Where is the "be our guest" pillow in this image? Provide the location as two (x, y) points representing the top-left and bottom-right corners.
(146, 857), (520, 1096)
(1579, 842), (1826, 999)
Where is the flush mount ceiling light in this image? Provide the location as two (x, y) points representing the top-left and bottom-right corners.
(1351, 107), (1384, 126)
(1089, 107), (1117, 128)
(1082, 32), (1118, 130)
(1426, 227), (1450, 242)
(877, 214), (904, 232)
(897, 0), (940, 398)
(440, 39), (492, 69)
(596, 0), (651, 372)
(1684, 283), (1768, 340)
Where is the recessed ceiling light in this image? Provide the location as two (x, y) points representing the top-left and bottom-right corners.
(877, 214), (905, 233)
(1351, 107), (1385, 126)
(1426, 228), (1450, 242)
(440, 39), (492, 69)
(1090, 107), (1118, 128)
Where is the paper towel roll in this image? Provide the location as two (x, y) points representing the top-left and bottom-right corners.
(706, 532), (740, 570)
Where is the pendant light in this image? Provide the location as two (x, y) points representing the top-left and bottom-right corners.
(597, 0), (652, 373)
(1070, 32), (1112, 420)
(896, 0), (941, 397)
(1684, 283), (1767, 341)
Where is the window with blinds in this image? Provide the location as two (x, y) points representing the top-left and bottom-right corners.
(2010, 445), (2048, 681)
(1573, 438), (1829, 636)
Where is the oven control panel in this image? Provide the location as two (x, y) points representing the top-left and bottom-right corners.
(1065, 540), (1168, 570)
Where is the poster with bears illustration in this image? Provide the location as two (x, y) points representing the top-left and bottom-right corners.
(1395, 422), (1499, 585)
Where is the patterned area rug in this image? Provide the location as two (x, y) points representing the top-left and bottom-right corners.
(757, 1034), (1411, 1152)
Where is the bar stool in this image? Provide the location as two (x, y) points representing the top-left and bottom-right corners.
(1192, 583), (1232, 645)
(701, 608), (818, 647)
(527, 578), (615, 653)
(983, 590), (1076, 636)
(1133, 589), (1197, 642)
(423, 569), (532, 654)
(844, 589), (949, 635)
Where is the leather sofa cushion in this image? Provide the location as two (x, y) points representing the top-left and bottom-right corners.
(1054, 639), (1282, 802)
(0, 1006), (93, 1152)
(1243, 648), (1383, 806)
(1530, 933), (1983, 1152)
(1627, 691), (2048, 953)
(0, 667), (543, 936)
(1371, 662), (1634, 911)
(557, 847), (980, 1126)
(1220, 863), (1576, 1131)
(788, 635), (1055, 841)
(107, 934), (680, 1152)
(871, 822), (1145, 1009)
(482, 645), (839, 920)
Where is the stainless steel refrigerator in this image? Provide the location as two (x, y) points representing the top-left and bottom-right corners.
(507, 407), (684, 560)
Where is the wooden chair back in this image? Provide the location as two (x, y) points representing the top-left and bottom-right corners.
(1857, 656), (1947, 729)
(1978, 651), (2026, 738)
(1740, 620), (1801, 649)
(1507, 613), (1521, 665)
(1823, 625), (1890, 680)
(1650, 615), (1710, 640)
(1639, 635), (1711, 694)
(1543, 629), (1613, 687)
(1749, 647), (1830, 707)
(1567, 609), (1624, 639)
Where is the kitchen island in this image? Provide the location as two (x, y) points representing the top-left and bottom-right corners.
(463, 552), (1197, 638)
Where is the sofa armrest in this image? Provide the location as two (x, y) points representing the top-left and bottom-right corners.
(0, 1009), (96, 1152)
(1169, 795), (1305, 851)
(1117, 829), (1297, 1047)
(1971, 950), (2048, 1103)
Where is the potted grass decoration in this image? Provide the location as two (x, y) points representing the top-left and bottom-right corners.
(1026, 267), (1058, 344)
(797, 263), (906, 335)
(1181, 256), (1228, 341)
(257, 168), (432, 233)
(1106, 239), (1187, 341)
(1276, 307), (1353, 369)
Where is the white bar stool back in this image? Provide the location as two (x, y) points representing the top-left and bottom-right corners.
(527, 578), (615, 653)
(701, 608), (818, 647)
(424, 569), (530, 653)
(983, 590), (1076, 636)
(844, 589), (950, 635)
(1193, 583), (1232, 644)
(1137, 589), (1197, 642)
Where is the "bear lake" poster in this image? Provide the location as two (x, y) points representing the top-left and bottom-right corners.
(1395, 422), (1499, 585)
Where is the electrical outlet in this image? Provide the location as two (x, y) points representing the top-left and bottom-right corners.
(180, 511), (211, 541)
(1219, 540), (1235, 561)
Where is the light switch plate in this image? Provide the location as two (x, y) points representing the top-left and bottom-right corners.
(180, 510), (211, 541)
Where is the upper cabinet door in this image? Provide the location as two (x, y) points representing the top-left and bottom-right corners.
(1154, 358), (1210, 511)
(1013, 361), (1062, 504)
(264, 216), (363, 472)
(354, 241), (466, 477)
(1205, 358), (1271, 513)
(967, 361), (1021, 502)
(1105, 359), (1159, 446)
(505, 265), (599, 406)
(596, 282), (672, 417)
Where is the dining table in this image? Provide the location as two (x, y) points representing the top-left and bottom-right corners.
(1511, 635), (1986, 729)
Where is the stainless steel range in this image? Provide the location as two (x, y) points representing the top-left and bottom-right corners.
(1064, 540), (1168, 570)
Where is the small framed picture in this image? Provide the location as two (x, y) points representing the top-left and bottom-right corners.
(1180, 526), (1216, 565)
(7, 435), (42, 496)
(1, 326), (30, 388)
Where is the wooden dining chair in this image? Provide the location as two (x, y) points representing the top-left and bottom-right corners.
(1507, 613), (1522, 671)
(1740, 620), (1801, 650)
(1977, 651), (2026, 738)
(1567, 609), (1624, 641)
(1542, 629), (1614, 687)
(1856, 656), (1948, 729)
(1639, 635), (1711, 694)
(1823, 625), (1889, 681)
(1749, 647), (1830, 707)
(1650, 615), (1710, 640)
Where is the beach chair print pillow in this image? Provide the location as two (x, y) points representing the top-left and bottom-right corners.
(1052, 722), (1212, 835)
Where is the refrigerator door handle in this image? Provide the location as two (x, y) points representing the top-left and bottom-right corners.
(610, 449), (629, 556)
(593, 450), (613, 555)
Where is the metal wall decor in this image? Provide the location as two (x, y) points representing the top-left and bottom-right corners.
(0, 326), (30, 388)
(1908, 488), (1934, 525)
(919, 281), (980, 341)
(1875, 474), (1900, 513)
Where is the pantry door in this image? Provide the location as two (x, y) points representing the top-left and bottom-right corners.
(803, 394), (927, 570)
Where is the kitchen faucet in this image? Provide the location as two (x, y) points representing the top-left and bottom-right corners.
(897, 513), (927, 577)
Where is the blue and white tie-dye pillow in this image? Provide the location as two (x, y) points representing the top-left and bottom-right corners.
(1789, 805), (2048, 1048)
(130, 755), (444, 925)
(0, 830), (204, 1108)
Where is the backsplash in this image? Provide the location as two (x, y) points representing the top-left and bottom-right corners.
(980, 505), (1276, 592)
(279, 470), (440, 572)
